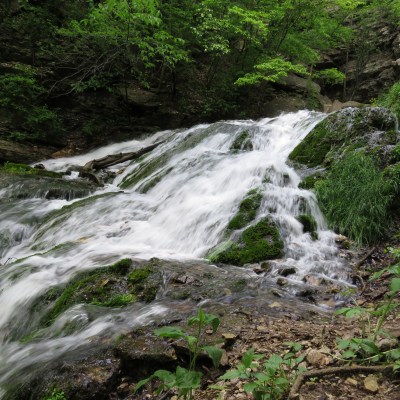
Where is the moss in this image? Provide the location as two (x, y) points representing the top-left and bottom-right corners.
(289, 124), (331, 167)
(41, 258), (134, 327)
(232, 279), (247, 292)
(137, 167), (173, 193)
(298, 172), (324, 190)
(214, 218), (283, 266)
(296, 214), (318, 240)
(227, 189), (262, 230)
(230, 129), (253, 152)
(1, 162), (61, 178)
(289, 107), (397, 168)
(92, 293), (135, 307)
(128, 267), (152, 284)
(109, 258), (133, 274)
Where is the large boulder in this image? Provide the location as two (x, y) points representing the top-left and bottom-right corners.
(289, 107), (398, 168)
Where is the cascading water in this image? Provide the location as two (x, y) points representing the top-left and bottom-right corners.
(0, 111), (351, 397)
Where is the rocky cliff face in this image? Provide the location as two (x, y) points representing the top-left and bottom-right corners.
(320, 15), (400, 103)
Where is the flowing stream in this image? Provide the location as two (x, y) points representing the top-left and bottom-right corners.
(0, 111), (351, 396)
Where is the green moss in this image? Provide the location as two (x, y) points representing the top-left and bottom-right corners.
(298, 172), (324, 190)
(109, 258), (133, 274)
(1, 162), (61, 178)
(214, 218), (283, 266)
(289, 124), (331, 167)
(289, 108), (397, 168)
(137, 167), (173, 193)
(227, 189), (262, 230)
(41, 258), (133, 327)
(296, 214), (318, 240)
(232, 279), (247, 292)
(230, 129), (253, 152)
(128, 267), (152, 284)
(92, 293), (135, 307)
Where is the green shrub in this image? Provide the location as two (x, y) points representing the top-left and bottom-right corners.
(315, 152), (392, 244)
(0, 69), (62, 141)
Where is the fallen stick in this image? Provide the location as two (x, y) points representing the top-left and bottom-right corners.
(288, 364), (392, 399)
(83, 141), (164, 171)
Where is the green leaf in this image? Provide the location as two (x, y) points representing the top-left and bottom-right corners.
(175, 366), (202, 390)
(341, 350), (356, 359)
(242, 348), (256, 368)
(219, 369), (242, 380)
(154, 326), (186, 339)
(388, 348), (400, 360)
(337, 339), (350, 350)
(265, 354), (283, 369)
(204, 313), (220, 332)
(134, 375), (153, 392)
(202, 345), (223, 368)
(390, 277), (400, 293)
(186, 335), (197, 350)
(154, 369), (176, 388)
(243, 382), (258, 393)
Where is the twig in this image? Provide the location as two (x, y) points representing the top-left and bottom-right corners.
(354, 246), (376, 269)
(288, 364), (393, 399)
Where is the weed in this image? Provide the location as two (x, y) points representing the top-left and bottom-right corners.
(315, 151), (392, 244)
(220, 342), (306, 400)
(335, 247), (400, 369)
(135, 308), (222, 399)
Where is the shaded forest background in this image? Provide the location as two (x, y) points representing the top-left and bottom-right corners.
(0, 0), (399, 153)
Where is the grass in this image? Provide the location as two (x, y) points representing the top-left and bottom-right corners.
(315, 151), (392, 244)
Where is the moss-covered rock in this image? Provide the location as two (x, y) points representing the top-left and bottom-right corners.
(1, 162), (61, 178)
(213, 218), (284, 266)
(296, 214), (318, 240)
(40, 259), (162, 328)
(289, 107), (398, 168)
(298, 171), (325, 189)
(0, 162), (99, 200)
(227, 189), (262, 230)
(230, 129), (253, 152)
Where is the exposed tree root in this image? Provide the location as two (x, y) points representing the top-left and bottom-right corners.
(288, 364), (393, 399)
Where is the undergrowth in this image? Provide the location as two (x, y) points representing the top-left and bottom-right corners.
(315, 151), (392, 244)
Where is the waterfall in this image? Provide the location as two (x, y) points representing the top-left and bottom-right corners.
(0, 111), (350, 395)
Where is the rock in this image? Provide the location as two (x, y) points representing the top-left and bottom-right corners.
(289, 107), (398, 168)
(377, 337), (399, 351)
(0, 139), (55, 164)
(277, 277), (288, 286)
(364, 375), (379, 393)
(345, 377), (358, 386)
(278, 74), (321, 94)
(278, 267), (297, 277)
(269, 302), (282, 309)
(305, 349), (331, 366)
(260, 261), (273, 273)
(303, 275), (322, 287)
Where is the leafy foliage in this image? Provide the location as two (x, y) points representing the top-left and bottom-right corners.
(378, 81), (400, 121)
(335, 248), (400, 370)
(315, 152), (392, 244)
(220, 343), (306, 400)
(0, 67), (62, 141)
(135, 308), (222, 399)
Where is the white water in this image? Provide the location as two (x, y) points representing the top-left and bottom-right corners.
(0, 111), (350, 394)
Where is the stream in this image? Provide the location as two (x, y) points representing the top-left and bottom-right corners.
(0, 111), (352, 397)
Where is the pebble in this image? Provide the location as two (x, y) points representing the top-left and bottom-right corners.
(364, 375), (379, 393)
